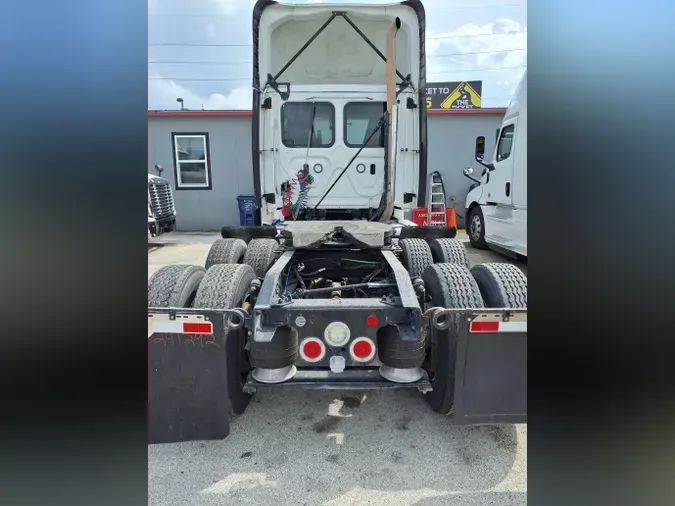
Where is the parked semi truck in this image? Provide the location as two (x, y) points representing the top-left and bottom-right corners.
(463, 70), (527, 257)
(148, 165), (176, 237)
(148, 0), (527, 444)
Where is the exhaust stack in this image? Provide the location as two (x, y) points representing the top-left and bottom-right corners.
(379, 17), (401, 223)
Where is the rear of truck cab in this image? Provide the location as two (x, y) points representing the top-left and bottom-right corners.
(253, 1), (426, 223)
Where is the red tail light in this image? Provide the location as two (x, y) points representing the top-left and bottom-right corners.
(350, 337), (376, 363)
(300, 337), (326, 363)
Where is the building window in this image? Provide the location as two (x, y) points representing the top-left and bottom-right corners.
(344, 102), (387, 148)
(281, 102), (334, 148)
(496, 124), (515, 162)
(172, 133), (212, 189)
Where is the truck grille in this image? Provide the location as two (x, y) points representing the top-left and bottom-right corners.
(149, 180), (175, 220)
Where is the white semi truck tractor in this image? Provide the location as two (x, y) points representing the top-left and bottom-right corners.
(463, 70), (527, 258)
(147, 0), (527, 444)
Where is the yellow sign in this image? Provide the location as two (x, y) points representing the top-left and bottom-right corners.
(440, 82), (482, 109)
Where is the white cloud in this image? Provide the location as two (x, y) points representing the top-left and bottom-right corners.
(149, 74), (252, 110)
(212, 0), (237, 16)
(213, 0), (269, 15)
(426, 18), (527, 104)
(148, 1), (527, 109)
(206, 22), (216, 38)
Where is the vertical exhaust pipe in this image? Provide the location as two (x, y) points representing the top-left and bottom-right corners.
(379, 17), (401, 223)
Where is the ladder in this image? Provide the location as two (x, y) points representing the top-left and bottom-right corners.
(427, 171), (447, 227)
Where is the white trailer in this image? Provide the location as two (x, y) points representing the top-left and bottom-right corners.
(463, 70), (527, 258)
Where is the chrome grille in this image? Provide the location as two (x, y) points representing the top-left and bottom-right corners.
(149, 180), (175, 220)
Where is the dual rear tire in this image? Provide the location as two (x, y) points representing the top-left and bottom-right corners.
(422, 261), (527, 414)
(398, 236), (526, 414)
(150, 236), (526, 419)
(150, 237), (280, 417)
(148, 262), (256, 416)
(205, 238), (278, 277)
(399, 237), (469, 276)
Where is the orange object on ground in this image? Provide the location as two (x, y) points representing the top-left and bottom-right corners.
(445, 208), (457, 228)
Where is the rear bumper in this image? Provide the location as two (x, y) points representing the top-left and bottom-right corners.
(148, 306), (526, 443)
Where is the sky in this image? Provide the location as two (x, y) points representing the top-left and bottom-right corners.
(148, 0), (527, 110)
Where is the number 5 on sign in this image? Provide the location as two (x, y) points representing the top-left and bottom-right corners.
(426, 97), (432, 109)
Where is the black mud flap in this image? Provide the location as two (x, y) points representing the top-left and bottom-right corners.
(399, 226), (457, 242)
(221, 225), (278, 243)
(451, 309), (527, 424)
(148, 308), (242, 444)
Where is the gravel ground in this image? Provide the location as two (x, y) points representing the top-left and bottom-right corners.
(148, 230), (527, 506)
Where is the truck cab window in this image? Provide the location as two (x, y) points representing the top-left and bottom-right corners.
(344, 102), (387, 148)
(281, 102), (334, 148)
(496, 124), (515, 161)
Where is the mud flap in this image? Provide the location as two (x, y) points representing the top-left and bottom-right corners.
(221, 225), (277, 243)
(398, 226), (457, 242)
(451, 309), (527, 424)
(148, 309), (239, 444)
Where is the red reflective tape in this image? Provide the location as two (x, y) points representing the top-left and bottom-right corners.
(470, 321), (500, 332)
(183, 322), (213, 334)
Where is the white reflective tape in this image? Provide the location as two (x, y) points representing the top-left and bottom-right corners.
(149, 321), (182, 337)
(148, 313), (213, 338)
(497, 321), (527, 333)
(469, 319), (527, 333)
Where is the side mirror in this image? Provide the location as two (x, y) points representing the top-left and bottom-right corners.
(474, 136), (485, 162)
(154, 164), (164, 176)
(462, 167), (474, 177)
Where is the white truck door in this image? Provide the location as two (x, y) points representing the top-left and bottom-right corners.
(485, 118), (518, 206)
(276, 100), (337, 207)
(338, 101), (387, 210)
(276, 99), (385, 211)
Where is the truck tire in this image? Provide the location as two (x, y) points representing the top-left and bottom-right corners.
(148, 265), (205, 308)
(205, 238), (247, 270)
(421, 263), (484, 415)
(243, 238), (278, 277)
(193, 264), (256, 415)
(429, 238), (470, 269)
(467, 206), (488, 250)
(470, 263), (527, 308)
(399, 238), (434, 278)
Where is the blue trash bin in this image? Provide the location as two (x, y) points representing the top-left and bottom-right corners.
(237, 195), (261, 226)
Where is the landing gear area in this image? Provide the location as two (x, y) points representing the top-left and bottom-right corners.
(148, 222), (527, 444)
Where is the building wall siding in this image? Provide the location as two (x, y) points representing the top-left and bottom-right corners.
(149, 116), (254, 230)
(149, 112), (504, 230)
(427, 114), (503, 228)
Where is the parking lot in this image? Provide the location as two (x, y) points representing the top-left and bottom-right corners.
(148, 231), (527, 506)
